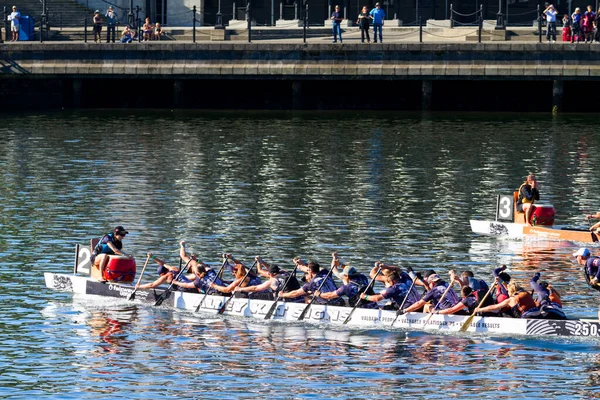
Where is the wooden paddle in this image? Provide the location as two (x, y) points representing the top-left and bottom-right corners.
(423, 279), (454, 325)
(128, 253), (151, 301)
(342, 265), (382, 325)
(297, 264), (336, 321)
(264, 264), (299, 320)
(154, 258), (193, 306)
(459, 281), (497, 332)
(390, 271), (420, 327)
(217, 260), (257, 315)
(194, 257), (229, 313)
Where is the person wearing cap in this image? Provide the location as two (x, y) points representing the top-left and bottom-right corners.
(135, 252), (195, 290)
(400, 272), (460, 314)
(331, 5), (343, 43)
(93, 10), (103, 43)
(280, 261), (344, 306)
(9, 6), (20, 42)
(234, 257), (302, 301)
(90, 226), (132, 280)
(543, 4), (558, 43)
(105, 6), (118, 43)
(369, 2), (385, 43)
(516, 174), (540, 225)
(573, 247), (600, 287)
(317, 264), (376, 307)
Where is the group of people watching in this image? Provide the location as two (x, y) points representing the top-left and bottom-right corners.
(92, 8), (163, 43)
(330, 2), (386, 43)
(112, 237), (568, 321)
(544, 3), (600, 43)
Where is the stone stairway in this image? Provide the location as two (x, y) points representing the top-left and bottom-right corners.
(0, 0), (94, 28)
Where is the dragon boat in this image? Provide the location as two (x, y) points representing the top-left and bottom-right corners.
(470, 193), (598, 243)
(45, 242), (600, 339)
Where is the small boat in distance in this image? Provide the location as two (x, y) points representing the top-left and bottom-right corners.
(470, 192), (598, 243)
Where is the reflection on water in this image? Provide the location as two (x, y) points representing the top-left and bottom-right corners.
(3, 111), (600, 397)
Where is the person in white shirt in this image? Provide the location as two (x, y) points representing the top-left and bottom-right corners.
(9, 5), (21, 42)
(544, 4), (558, 43)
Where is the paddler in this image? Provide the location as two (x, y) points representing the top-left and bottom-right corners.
(474, 281), (538, 318)
(90, 226), (132, 280)
(359, 269), (418, 310)
(586, 212), (600, 232)
(516, 174), (540, 225)
(399, 273), (460, 314)
(279, 261), (344, 306)
(530, 272), (566, 320)
(135, 252), (194, 290)
(573, 247), (600, 287)
(234, 260), (302, 301)
(317, 265), (378, 308)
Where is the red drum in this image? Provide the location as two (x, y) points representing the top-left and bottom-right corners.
(531, 204), (555, 226)
(103, 255), (136, 282)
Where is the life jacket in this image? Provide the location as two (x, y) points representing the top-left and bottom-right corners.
(92, 233), (122, 258)
(511, 290), (537, 318)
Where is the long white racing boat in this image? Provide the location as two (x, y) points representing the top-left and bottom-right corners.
(45, 272), (600, 339)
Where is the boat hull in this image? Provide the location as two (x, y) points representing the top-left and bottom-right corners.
(470, 219), (599, 243)
(45, 272), (600, 339)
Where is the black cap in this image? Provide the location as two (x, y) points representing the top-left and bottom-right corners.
(114, 226), (129, 235)
(269, 264), (281, 274)
(157, 265), (168, 275)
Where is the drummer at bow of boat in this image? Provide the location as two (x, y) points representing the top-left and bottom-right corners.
(90, 226), (134, 281)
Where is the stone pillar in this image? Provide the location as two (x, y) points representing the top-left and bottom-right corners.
(72, 79), (83, 108)
(421, 80), (432, 111)
(552, 80), (563, 114)
(292, 80), (302, 109)
(173, 79), (184, 108)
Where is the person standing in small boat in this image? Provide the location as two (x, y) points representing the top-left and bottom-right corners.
(516, 174), (540, 225)
(90, 226), (132, 280)
(280, 261), (344, 306)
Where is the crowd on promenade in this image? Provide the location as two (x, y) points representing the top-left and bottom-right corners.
(543, 3), (600, 43)
(92, 7), (163, 43)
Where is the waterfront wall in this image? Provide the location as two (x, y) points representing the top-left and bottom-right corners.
(2, 42), (600, 111)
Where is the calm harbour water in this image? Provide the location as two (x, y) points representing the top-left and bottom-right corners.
(2, 110), (600, 398)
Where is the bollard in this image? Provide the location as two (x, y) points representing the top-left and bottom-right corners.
(478, 4), (482, 43)
(450, 4), (454, 28)
(216, 0), (223, 28)
(233, 2), (236, 19)
(280, 1), (283, 19)
(294, 1), (298, 20)
(247, 0), (252, 42)
(84, 17), (88, 42)
(537, 5), (542, 43)
(192, 5), (196, 42)
(419, 16), (422, 43)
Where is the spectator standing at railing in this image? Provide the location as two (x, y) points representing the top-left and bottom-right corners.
(583, 5), (595, 43)
(357, 6), (371, 43)
(562, 13), (571, 42)
(331, 5), (343, 43)
(105, 6), (118, 43)
(8, 5), (20, 42)
(571, 7), (582, 43)
(369, 2), (385, 43)
(93, 10), (103, 43)
(543, 4), (557, 43)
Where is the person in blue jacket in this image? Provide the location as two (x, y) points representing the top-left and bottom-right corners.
(369, 2), (385, 43)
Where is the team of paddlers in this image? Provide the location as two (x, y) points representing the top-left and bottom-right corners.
(88, 226), (587, 321)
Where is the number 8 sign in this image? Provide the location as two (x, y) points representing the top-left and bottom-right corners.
(496, 194), (514, 222)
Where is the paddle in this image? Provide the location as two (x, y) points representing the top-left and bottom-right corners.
(194, 257), (229, 313)
(154, 258), (193, 306)
(217, 260), (257, 315)
(390, 271), (420, 327)
(264, 264), (299, 320)
(459, 281), (497, 332)
(128, 253), (151, 301)
(297, 263), (336, 321)
(342, 265), (382, 325)
(587, 218), (599, 242)
(423, 279), (454, 325)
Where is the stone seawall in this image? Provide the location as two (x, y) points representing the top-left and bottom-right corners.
(2, 42), (600, 110)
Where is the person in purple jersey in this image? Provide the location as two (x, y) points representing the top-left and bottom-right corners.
(359, 270), (415, 310)
(573, 247), (600, 287)
(211, 255), (267, 299)
(235, 262), (302, 302)
(437, 286), (478, 315)
(280, 261), (344, 306)
(530, 272), (566, 320)
(135, 252), (193, 290)
(172, 262), (227, 295)
(400, 272), (460, 314)
(316, 265), (377, 307)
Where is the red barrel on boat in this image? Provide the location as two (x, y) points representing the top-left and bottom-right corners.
(531, 204), (555, 226)
(103, 255), (136, 282)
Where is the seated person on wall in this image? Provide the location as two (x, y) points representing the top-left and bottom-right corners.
(90, 226), (132, 280)
(154, 23), (163, 40)
(142, 17), (154, 41)
(516, 173), (540, 225)
(121, 25), (134, 43)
